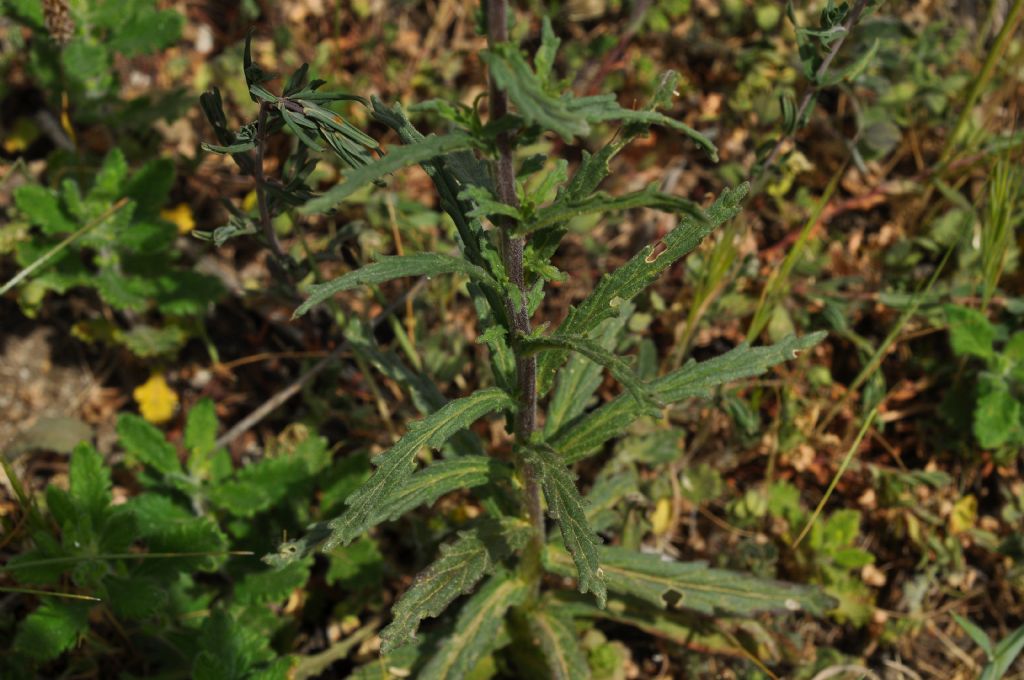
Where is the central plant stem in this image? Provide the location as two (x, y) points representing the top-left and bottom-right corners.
(486, 0), (545, 571)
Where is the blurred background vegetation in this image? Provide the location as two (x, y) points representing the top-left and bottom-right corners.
(1, 0), (1022, 677)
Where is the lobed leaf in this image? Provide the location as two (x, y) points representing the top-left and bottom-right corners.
(116, 413), (181, 476)
(538, 183), (749, 395)
(294, 253), (498, 318)
(300, 131), (477, 213)
(381, 519), (531, 652)
(419, 572), (528, 680)
(549, 332), (827, 463)
(321, 388), (516, 551)
(528, 609), (590, 680)
(544, 545), (833, 616)
(234, 558), (313, 605)
(12, 600), (91, 662)
(527, 445), (607, 606)
(69, 442), (111, 526)
(208, 436), (330, 517)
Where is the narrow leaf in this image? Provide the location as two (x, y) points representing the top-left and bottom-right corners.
(526, 184), (706, 235)
(300, 132), (476, 213)
(294, 253), (498, 318)
(381, 520), (531, 652)
(529, 610), (590, 680)
(550, 332), (826, 462)
(982, 624), (1024, 680)
(520, 333), (660, 414)
(369, 457), (512, 528)
(481, 44), (589, 142)
(538, 183), (749, 394)
(568, 96), (718, 161)
(527, 445), (606, 606)
(419, 572), (527, 680)
(322, 389), (516, 550)
(545, 545), (833, 616)
(545, 303), (632, 437)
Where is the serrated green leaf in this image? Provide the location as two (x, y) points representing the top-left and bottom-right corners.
(550, 332), (827, 462)
(946, 304), (996, 359)
(209, 436), (330, 517)
(106, 576), (168, 620)
(974, 382), (1022, 449)
(370, 457), (512, 529)
(235, 558), (312, 604)
(545, 544), (833, 616)
(138, 517), (229, 576)
(527, 445), (606, 606)
(525, 184), (706, 235)
(117, 324), (189, 358)
(68, 442), (111, 526)
(89, 148), (129, 203)
(316, 389), (515, 552)
(419, 572), (527, 680)
(294, 253), (498, 318)
(529, 609), (590, 680)
(193, 609), (278, 680)
(185, 397), (218, 458)
(14, 184), (77, 235)
(481, 44), (589, 142)
(538, 184), (748, 395)
(12, 600), (91, 661)
(381, 520), (530, 652)
(520, 334), (659, 415)
(116, 413), (181, 475)
(300, 132), (476, 213)
(123, 158), (175, 219)
(325, 536), (383, 589)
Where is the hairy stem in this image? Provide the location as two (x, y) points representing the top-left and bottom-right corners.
(486, 0), (545, 578)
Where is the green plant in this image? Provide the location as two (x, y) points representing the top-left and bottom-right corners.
(193, 7), (838, 676)
(1, 0), (219, 357)
(2, 148), (223, 357)
(945, 304), (1024, 455)
(953, 614), (1024, 680)
(1, 401), (340, 677)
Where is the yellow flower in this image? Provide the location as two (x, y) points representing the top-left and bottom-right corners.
(649, 497), (673, 535)
(161, 203), (196, 235)
(133, 374), (179, 424)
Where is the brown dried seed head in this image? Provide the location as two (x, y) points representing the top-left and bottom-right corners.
(42, 0), (75, 47)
